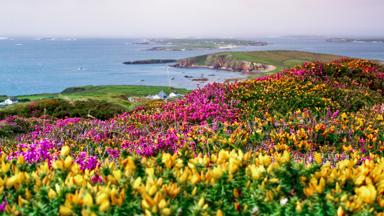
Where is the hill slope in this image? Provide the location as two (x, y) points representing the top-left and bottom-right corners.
(0, 59), (384, 215)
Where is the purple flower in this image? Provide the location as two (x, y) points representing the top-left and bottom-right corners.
(331, 110), (340, 119)
(9, 139), (56, 165)
(106, 148), (120, 159)
(0, 199), (7, 212)
(359, 138), (367, 154)
(91, 174), (103, 184)
(55, 117), (81, 127)
(76, 152), (99, 171)
(291, 69), (306, 76)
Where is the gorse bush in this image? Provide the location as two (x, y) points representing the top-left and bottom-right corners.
(231, 59), (384, 119)
(0, 59), (383, 215)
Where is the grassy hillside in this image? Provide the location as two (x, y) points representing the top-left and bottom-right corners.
(183, 50), (345, 75)
(0, 59), (384, 215)
(0, 85), (189, 120)
(17, 85), (189, 104)
(226, 50), (345, 71)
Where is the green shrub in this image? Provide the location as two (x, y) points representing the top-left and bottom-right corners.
(0, 99), (127, 120)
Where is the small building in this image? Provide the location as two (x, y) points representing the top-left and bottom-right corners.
(151, 95), (161, 100)
(146, 92), (183, 100)
(0, 97), (18, 106)
(169, 92), (178, 98)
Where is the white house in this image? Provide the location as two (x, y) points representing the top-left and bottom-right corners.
(169, 92), (178, 98)
(151, 95), (161, 100)
(146, 92), (183, 100)
(0, 98), (18, 106)
(169, 92), (183, 98)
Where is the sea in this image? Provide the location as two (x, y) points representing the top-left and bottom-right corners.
(0, 36), (383, 96)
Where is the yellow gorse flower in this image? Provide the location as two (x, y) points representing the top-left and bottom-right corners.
(355, 184), (377, 204)
(61, 146), (71, 157)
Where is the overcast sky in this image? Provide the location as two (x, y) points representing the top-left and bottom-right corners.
(0, 0), (383, 38)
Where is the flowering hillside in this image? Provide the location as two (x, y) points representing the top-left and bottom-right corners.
(0, 59), (384, 215)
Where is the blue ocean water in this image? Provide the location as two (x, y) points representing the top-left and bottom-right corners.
(0, 36), (383, 96)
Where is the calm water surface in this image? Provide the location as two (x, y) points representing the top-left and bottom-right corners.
(0, 37), (383, 96)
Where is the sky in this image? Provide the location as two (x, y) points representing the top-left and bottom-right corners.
(0, 0), (383, 38)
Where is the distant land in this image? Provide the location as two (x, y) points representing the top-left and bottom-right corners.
(326, 37), (384, 43)
(172, 50), (345, 75)
(137, 38), (268, 51)
(123, 59), (177, 65)
(121, 50), (348, 84)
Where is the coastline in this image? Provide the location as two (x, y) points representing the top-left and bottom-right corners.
(170, 50), (346, 76)
(119, 50), (348, 86)
(171, 63), (277, 75)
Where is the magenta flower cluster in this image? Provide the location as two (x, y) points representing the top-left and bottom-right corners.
(75, 151), (99, 171)
(8, 139), (56, 165)
(8, 83), (239, 163)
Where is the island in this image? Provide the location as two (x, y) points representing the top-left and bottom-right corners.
(326, 37), (384, 43)
(123, 59), (177, 64)
(140, 38), (268, 51)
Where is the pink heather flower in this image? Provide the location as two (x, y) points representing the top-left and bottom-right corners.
(0, 199), (7, 212)
(359, 156), (371, 164)
(331, 110), (340, 119)
(106, 148), (120, 159)
(76, 152), (99, 171)
(13, 81), (242, 157)
(359, 138), (367, 154)
(376, 72), (384, 79)
(291, 69), (306, 76)
(9, 139), (56, 165)
(55, 117), (81, 127)
(121, 140), (131, 149)
(91, 174), (103, 184)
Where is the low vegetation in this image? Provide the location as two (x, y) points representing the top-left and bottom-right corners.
(0, 99), (127, 120)
(0, 85), (189, 120)
(0, 58), (384, 215)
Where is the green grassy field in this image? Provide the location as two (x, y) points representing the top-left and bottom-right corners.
(15, 85), (188, 107)
(189, 50), (345, 75)
(0, 95), (7, 101)
(1, 85), (189, 117)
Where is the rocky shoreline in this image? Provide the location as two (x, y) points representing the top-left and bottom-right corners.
(172, 55), (276, 74)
